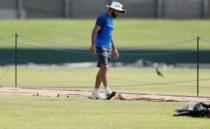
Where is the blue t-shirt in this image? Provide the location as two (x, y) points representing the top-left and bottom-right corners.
(95, 12), (114, 49)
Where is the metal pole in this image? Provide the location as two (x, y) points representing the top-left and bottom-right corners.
(196, 36), (200, 97)
(16, 0), (23, 19)
(15, 33), (18, 88)
(156, 0), (163, 18)
(63, 0), (70, 18)
(202, 0), (209, 19)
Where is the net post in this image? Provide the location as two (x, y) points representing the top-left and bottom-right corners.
(15, 33), (18, 88)
(196, 36), (200, 97)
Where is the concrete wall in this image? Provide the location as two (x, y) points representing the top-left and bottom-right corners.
(0, 0), (16, 8)
(24, 0), (64, 18)
(70, 0), (106, 18)
(208, 0), (210, 18)
(123, 0), (156, 18)
(0, 0), (16, 19)
(0, 0), (209, 19)
(163, 0), (202, 19)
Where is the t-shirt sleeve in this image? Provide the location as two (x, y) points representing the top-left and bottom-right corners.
(96, 15), (105, 27)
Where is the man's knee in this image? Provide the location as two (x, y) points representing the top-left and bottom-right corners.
(100, 64), (108, 72)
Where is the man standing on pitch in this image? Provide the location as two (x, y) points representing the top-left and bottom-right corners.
(90, 1), (126, 99)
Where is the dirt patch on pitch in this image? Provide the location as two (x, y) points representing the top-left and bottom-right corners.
(0, 87), (210, 102)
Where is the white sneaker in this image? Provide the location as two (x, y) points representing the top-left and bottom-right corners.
(105, 90), (112, 97)
(90, 91), (106, 100)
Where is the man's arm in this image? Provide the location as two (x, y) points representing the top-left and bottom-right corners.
(112, 39), (119, 60)
(90, 25), (101, 54)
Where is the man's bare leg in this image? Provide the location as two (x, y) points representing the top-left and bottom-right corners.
(92, 64), (115, 99)
(91, 67), (104, 99)
(95, 70), (102, 89)
(99, 64), (109, 88)
(100, 64), (115, 98)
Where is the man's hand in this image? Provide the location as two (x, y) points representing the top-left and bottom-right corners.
(112, 49), (119, 60)
(90, 45), (96, 54)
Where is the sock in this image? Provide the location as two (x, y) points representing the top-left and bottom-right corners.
(94, 88), (99, 93)
(105, 86), (112, 95)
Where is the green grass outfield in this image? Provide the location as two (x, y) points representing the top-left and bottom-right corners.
(1, 67), (210, 97)
(0, 96), (209, 129)
(0, 19), (210, 129)
(0, 19), (210, 49)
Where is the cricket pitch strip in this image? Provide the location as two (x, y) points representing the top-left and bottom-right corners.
(0, 87), (210, 102)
